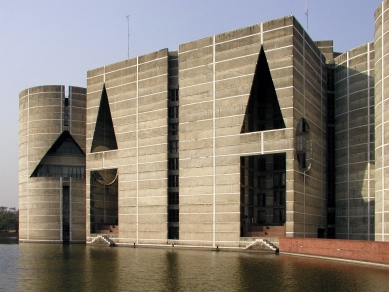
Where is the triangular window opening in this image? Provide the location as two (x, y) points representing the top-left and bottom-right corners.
(31, 131), (86, 178)
(91, 84), (118, 153)
(241, 47), (285, 133)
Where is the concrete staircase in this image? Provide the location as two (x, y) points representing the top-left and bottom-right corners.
(90, 235), (116, 247)
(243, 238), (279, 253)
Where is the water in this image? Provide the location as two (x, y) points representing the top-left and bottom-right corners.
(1, 239), (389, 291)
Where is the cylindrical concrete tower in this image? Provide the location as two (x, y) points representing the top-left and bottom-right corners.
(374, 0), (389, 242)
(19, 85), (86, 243)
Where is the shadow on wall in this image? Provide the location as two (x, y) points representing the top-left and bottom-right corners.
(334, 64), (375, 240)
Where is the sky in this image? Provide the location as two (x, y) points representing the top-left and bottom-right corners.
(0, 0), (383, 208)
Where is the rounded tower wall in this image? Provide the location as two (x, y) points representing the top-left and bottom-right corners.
(18, 85), (86, 243)
(374, 0), (389, 242)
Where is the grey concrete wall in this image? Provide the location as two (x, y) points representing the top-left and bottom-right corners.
(19, 85), (86, 243)
(86, 50), (169, 244)
(374, 0), (389, 242)
(178, 16), (327, 246)
(290, 19), (328, 238)
(335, 43), (375, 240)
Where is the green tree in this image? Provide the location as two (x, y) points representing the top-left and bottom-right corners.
(0, 207), (18, 232)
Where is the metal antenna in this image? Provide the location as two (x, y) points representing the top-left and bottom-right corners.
(305, 0), (309, 31)
(126, 15), (130, 59)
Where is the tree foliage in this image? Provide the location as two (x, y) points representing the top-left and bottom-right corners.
(0, 207), (18, 232)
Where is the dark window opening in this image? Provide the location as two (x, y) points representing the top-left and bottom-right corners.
(168, 209), (179, 222)
(62, 186), (70, 242)
(168, 175), (179, 187)
(258, 158), (266, 172)
(168, 158), (179, 170)
(64, 98), (69, 126)
(296, 118), (311, 171)
(248, 171), (254, 186)
(273, 173), (286, 189)
(90, 169), (119, 234)
(168, 226), (179, 239)
(259, 193), (266, 207)
(169, 140), (179, 153)
(273, 209), (285, 223)
(240, 153), (286, 236)
(168, 106), (179, 118)
(258, 176), (266, 189)
(248, 156), (255, 169)
(169, 89), (179, 101)
(249, 189), (254, 205)
(168, 192), (179, 205)
(91, 85), (118, 152)
(326, 66), (336, 238)
(31, 131), (86, 178)
(273, 190), (285, 206)
(241, 47), (285, 133)
(274, 153), (286, 170)
(258, 210), (266, 224)
(33, 165), (85, 178)
(168, 123), (179, 136)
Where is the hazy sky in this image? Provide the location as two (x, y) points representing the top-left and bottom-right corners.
(0, 0), (383, 208)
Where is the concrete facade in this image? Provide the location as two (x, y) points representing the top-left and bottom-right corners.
(19, 86), (86, 243)
(87, 51), (170, 245)
(334, 43), (375, 240)
(18, 0), (389, 245)
(83, 16), (328, 247)
(374, 0), (389, 242)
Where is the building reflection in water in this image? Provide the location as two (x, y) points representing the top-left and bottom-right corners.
(8, 244), (389, 291)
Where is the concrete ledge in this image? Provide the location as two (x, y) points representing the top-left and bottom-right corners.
(112, 242), (275, 253)
(281, 252), (389, 269)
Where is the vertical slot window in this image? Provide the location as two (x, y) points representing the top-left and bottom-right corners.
(168, 158), (179, 170)
(64, 98), (69, 126)
(169, 89), (179, 101)
(168, 140), (179, 153)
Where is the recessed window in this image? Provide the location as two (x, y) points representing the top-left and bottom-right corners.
(273, 209), (285, 223)
(258, 193), (266, 207)
(274, 153), (286, 170)
(168, 209), (179, 222)
(258, 210), (266, 224)
(168, 192), (179, 205)
(248, 171), (254, 186)
(258, 158), (266, 172)
(273, 172), (286, 189)
(168, 175), (179, 187)
(168, 158), (179, 170)
(64, 98), (69, 126)
(168, 106), (179, 118)
(169, 89), (179, 101)
(168, 226), (179, 239)
(249, 189), (254, 205)
(273, 190), (285, 206)
(168, 123), (179, 136)
(258, 176), (266, 189)
(296, 118), (311, 170)
(168, 140), (179, 153)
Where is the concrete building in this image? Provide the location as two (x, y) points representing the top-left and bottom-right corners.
(19, 0), (389, 245)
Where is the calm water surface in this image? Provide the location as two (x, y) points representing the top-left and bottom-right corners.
(1, 240), (389, 291)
